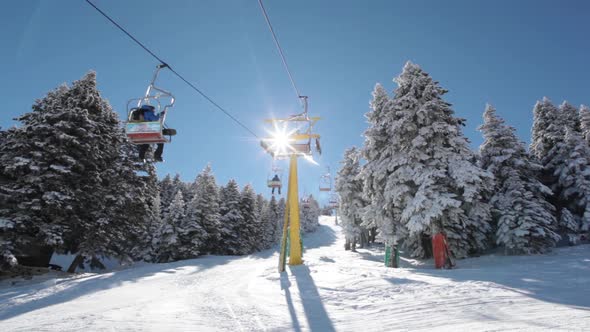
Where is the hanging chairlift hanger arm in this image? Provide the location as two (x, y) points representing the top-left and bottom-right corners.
(260, 96), (321, 158)
(126, 65), (175, 125)
(285, 95), (310, 122)
(128, 64), (176, 125)
(141, 64), (175, 110)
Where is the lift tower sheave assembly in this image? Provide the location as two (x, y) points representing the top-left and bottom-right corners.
(260, 96), (321, 273)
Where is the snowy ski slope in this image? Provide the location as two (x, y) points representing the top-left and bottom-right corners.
(1, 216), (589, 331)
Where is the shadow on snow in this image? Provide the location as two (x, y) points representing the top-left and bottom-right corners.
(0, 224), (334, 321)
(252, 223), (337, 261)
(356, 243), (590, 310)
(282, 265), (336, 332)
(0, 255), (240, 321)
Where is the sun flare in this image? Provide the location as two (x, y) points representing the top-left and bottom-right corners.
(263, 121), (298, 157)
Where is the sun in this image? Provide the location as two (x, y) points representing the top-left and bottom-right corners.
(263, 121), (298, 157)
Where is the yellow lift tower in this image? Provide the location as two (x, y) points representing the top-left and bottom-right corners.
(260, 96), (321, 273)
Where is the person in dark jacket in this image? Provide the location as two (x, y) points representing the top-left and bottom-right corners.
(137, 105), (171, 162)
(271, 174), (281, 195)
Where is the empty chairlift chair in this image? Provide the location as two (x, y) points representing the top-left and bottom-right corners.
(319, 168), (332, 192)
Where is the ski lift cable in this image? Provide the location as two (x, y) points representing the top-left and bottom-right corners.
(257, 0), (303, 106)
(84, 0), (260, 139)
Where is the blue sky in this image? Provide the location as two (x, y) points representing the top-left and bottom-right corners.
(1, 0), (589, 203)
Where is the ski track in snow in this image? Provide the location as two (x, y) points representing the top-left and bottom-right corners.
(1, 216), (590, 331)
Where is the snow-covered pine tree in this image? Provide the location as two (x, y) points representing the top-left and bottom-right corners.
(256, 194), (266, 218)
(300, 195), (320, 233)
(263, 195), (281, 247)
(178, 187), (207, 260)
(143, 186), (163, 262)
(0, 128), (17, 270)
(559, 208), (579, 245)
(335, 147), (366, 250)
(530, 99), (586, 233)
(493, 178), (560, 254)
(560, 101), (580, 134)
(61, 74), (160, 270)
(159, 174), (175, 219)
(310, 196), (320, 232)
(530, 97), (562, 162)
(161, 174), (187, 219)
(173, 174), (185, 193)
(547, 129), (590, 232)
(360, 81), (434, 256)
(0, 72), (146, 268)
(182, 174), (197, 203)
(479, 104), (559, 254)
(108, 140), (161, 264)
(463, 184), (494, 255)
(218, 179), (243, 255)
(362, 84), (391, 165)
(0, 84), (73, 266)
(256, 194), (267, 228)
(130, 164), (166, 263)
(256, 194), (274, 250)
(191, 165), (222, 254)
(240, 184), (260, 253)
(362, 62), (493, 259)
(0, 220), (16, 270)
(299, 197), (310, 233)
(157, 190), (186, 262)
(360, 84), (399, 250)
(579, 105), (590, 144)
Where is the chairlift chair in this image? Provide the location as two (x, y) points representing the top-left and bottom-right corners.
(329, 193), (339, 209)
(319, 167), (332, 192)
(126, 64), (175, 144)
(267, 178), (282, 188)
(301, 194), (311, 208)
(260, 96), (321, 160)
(267, 161), (283, 189)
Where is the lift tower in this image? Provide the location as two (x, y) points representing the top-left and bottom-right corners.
(260, 96), (321, 272)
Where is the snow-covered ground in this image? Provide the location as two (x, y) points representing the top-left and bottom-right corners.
(1, 216), (589, 331)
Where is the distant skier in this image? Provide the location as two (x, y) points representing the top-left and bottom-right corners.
(271, 174), (281, 195)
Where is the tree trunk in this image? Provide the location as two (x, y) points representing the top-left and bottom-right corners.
(67, 254), (84, 273)
(351, 238), (357, 252)
(89, 256), (106, 270)
(391, 245), (399, 268)
(369, 227), (377, 243)
(13, 236), (54, 268)
(385, 244), (399, 268)
(421, 233), (433, 259)
(360, 231), (368, 248)
(344, 238), (351, 251)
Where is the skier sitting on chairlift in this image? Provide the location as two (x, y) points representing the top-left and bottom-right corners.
(271, 174), (281, 195)
(137, 104), (175, 162)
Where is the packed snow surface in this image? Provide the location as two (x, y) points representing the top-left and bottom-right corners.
(1, 216), (589, 331)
